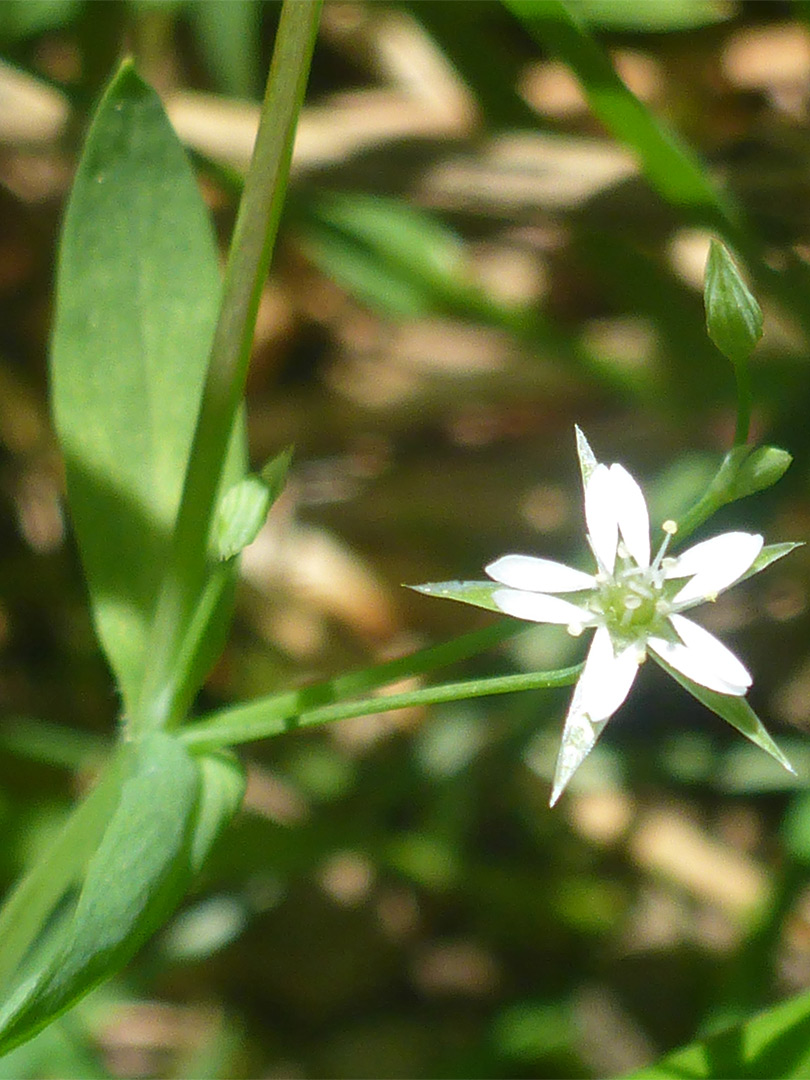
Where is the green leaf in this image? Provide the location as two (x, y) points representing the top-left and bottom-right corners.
(0, 735), (244, 1056)
(505, 0), (738, 218)
(408, 580), (506, 615)
(626, 986), (810, 1079)
(299, 193), (482, 320)
(50, 61), (245, 715)
(0, 0), (80, 41)
(704, 239), (763, 365)
(190, 0), (261, 99)
(189, 750), (246, 873)
(571, 0), (731, 32)
(652, 655), (794, 776)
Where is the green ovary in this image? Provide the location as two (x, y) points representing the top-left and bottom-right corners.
(590, 573), (668, 642)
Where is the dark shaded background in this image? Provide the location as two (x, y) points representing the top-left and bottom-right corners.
(2, 1), (810, 1076)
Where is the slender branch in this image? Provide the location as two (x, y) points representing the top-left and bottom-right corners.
(133, 0), (322, 734)
(180, 663), (583, 751)
(733, 361), (752, 447)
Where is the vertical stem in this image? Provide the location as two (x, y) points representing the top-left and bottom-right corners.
(733, 361), (752, 446)
(133, 0), (322, 735)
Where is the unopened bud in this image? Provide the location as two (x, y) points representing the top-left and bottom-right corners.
(704, 239), (763, 365)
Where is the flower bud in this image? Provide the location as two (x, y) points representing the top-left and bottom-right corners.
(704, 239), (763, 365)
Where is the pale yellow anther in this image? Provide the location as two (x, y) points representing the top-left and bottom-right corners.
(567, 622), (584, 637)
(662, 519), (678, 535)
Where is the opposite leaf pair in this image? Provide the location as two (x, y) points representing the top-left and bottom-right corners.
(415, 427), (799, 805)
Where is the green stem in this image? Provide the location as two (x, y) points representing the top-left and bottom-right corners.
(180, 663), (582, 751)
(733, 360), (752, 447)
(133, 0), (322, 734)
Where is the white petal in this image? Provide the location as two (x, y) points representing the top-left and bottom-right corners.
(550, 626), (641, 806)
(492, 588), (595, 626)
(584, 464), (619, 573)
(668, 532), (763, 607)
(648, 613), (751, 695)
(610, 463), (650, 567)
(486, 554), (596, 594)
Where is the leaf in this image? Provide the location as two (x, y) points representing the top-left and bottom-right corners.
(299, 193), (482, 320)
(570, 0), (731, 32)
(626, 986), (810, 1078)
(408, 580), (505, 615)
(50, 61), (245, 714)
(190, 0), (261, 99)
(0, 734), (244, 1057)
(652, 654), (795, 775)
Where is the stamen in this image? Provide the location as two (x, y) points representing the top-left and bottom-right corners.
(567, 622), (584, 637)
(651, 522), (677, 572)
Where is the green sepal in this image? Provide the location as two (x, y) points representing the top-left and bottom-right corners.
(704, 238), (763, 365)
(652, 654), (794, 776)
(742, 541), (803, 583)
(408, 580), (506, 615)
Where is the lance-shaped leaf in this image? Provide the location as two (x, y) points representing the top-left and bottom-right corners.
(0, 735), (245, 1056)
(50, 61), (244, 714)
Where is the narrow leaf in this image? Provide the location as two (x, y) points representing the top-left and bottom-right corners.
(0, 735), (244, 1057)
(626, 986), (810, 1079)
(0, 735), (199, 1055)
(51, 61), (244, 713)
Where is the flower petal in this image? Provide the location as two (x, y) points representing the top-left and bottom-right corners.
(584, 464), (619, 573)
(486, 554), (596, 593)
(668, 532), (763, 607)
(549, 626), (641, 806)
(648, 613), (751, 695)
(610, 463), (650, 568)
(492, 588), (595, 627)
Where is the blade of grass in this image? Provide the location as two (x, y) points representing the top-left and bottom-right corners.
(506, 0), (810, 342)
(134, 0), (322, 734)
(180, 663), (582, 751)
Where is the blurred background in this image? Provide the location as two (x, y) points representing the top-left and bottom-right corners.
(2, 1), (810, 1076)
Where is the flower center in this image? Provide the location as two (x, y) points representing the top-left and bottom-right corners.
(587, 523), (678, 646)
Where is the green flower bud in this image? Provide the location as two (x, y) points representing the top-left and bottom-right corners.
(704, 239), (763, 365)
(213, 475), (273, 561)
(730, 445), (792, 500)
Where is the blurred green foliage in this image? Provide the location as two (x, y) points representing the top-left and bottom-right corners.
(1, 0), (810, 1077)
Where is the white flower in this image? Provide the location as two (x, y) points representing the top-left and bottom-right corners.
(414, 427), (799, 805)
(486, 427), (772, 804)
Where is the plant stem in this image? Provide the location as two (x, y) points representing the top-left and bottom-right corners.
(734, 360), (752, 446)
(180, 664), (582, 751)
(133, 0), (322, 735)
